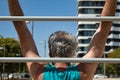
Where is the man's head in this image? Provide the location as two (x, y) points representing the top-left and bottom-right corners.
(48, 31), (78, 58)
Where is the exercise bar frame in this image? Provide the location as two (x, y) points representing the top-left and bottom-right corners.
(0, 16), (119, 63)
(0, 57), (120, 63)
(0, 16), (120, 21)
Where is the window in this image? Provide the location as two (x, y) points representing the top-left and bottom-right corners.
(78, 31), (95, 36)
(80, 38), (91, 44)
(78, 24), (98, 29)
(78, 47), (88, 51)
(79, 1), (105, 6)
(105, 46), (111, 51)
(79, 9), (102, 14)
(110, 31), (120, 34)
(113, 23), (120, 27)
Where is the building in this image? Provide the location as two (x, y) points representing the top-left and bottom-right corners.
(77, 0), (120, 57)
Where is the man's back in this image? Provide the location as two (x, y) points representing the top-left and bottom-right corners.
(43, 63), (81, 80)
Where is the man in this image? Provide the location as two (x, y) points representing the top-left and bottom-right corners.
(8, 0), (117, 80)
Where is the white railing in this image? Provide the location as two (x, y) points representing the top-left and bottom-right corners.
(0, 57), (120, 63)
(0, 16), (120, 21)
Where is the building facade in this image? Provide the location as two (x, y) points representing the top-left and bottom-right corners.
(77, 0), (120, 57)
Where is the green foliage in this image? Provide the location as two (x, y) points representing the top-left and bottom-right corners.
(0, 38), (21, 57)
(106, 47), (120, 77)
(0, 37), (28, 73)
(108, 48), (120, 58)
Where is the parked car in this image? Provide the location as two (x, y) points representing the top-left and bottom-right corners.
(8, 73), (13, 79)
(94, 74), (108, 78)
(21, 73), (31, 80)
(9, 73), (22, 79)
(1, 73), (8, 79)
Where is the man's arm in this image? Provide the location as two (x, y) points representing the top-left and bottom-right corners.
(8, 0), (45, 79)
(8, 0), (39, 57)
(86, 0), (117, 58)
(79, 0), (117, 80)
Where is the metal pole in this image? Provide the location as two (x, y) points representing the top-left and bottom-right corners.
(19, 51), (21, 73)
(40, 41), (46, 57)
(0, 16), (120, 21)
(31, 21), (34, 36)
(104, 53), (106, 76)
(44, 40), (46, 57)
(0, 35), (4, 80)
(0, 57), (120, 63)
(3, 46), (5, 73)
(0, 47), (3, 80)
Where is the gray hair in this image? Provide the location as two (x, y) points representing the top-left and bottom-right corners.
(48, 31), (78, 57)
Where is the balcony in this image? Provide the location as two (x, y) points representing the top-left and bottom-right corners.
(106, 42), (120, 46)
(108, 34), (120, 39)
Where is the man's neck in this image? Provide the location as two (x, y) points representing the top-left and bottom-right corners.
(55, 62), (70, 67)
(54, 62), (70, 72)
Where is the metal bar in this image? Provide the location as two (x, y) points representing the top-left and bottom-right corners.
(0, 16), (120, 21)
(0, 57), (120, 63)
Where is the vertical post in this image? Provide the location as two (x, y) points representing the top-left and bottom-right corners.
(103, 53), (106, 76)
(31, 21), (34, 36)
(0, 36), (5, 80)
(19, 51), (21, 73)
(40, 40), (47, 57)
(0, 47), (3, 80)
(16, 51), (21, 73)
(44, 40), (46, 57)
(2, 46), (5, 80)
(3, 46), (5, 73)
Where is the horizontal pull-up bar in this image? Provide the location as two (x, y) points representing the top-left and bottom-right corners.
(0, 57), (120, 63)
(0, 16), (119, 21)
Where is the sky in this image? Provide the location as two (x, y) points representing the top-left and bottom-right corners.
(0, 0), (78, 57)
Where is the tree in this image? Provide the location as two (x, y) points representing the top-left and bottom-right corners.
(0, 37), (28, 73)
(106, 47), (120, 77)
(108, 48), (120, 58)
(0, 38), (21, 57)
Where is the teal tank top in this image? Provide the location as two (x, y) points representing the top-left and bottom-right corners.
(43, 63), (81, 80)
